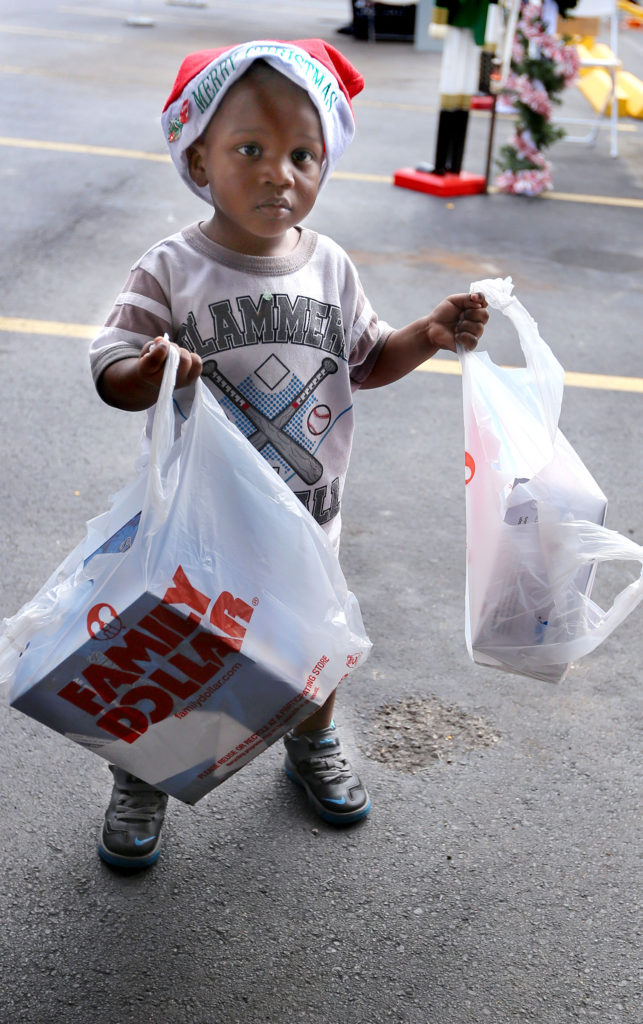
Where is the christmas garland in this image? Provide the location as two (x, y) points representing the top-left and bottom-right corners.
(496, 1), (580, 196)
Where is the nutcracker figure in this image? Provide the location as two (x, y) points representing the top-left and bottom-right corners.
(394, 0), (503, 196)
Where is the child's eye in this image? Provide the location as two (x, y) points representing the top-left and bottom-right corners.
(292, 149), (315, 165)
(237, 143), (261, 157)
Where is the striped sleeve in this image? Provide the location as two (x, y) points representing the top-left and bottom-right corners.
(89, 266), (172, 384)
(348, 278), (393, 387)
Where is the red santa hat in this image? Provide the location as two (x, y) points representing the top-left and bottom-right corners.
(161, 39), (364, 204)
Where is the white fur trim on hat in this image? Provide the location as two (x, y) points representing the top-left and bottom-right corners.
(161, 40), (361, 204)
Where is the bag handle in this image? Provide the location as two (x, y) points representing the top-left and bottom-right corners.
(146, 339), (180, 522)
(543, 519), (643, 661)
(0, 341), (182, 686)
(467, 276), (566, 443)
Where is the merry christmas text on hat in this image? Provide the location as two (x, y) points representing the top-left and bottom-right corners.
(161, 39), (365, 204)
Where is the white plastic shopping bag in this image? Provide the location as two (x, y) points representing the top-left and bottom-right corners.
(459, 277), (642, 683)
(0, 348), (371, 802)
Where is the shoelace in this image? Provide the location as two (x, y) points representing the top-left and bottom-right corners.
(305, 752), (353, 785)
(113, 779), (166, 823)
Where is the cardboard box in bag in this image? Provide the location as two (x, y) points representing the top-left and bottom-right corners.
(10, 520), (359, 804)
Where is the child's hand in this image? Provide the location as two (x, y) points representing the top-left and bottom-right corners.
(428, 292), (488, 353)
(138, 337), (203, 389)
(360, 292), (489, 390)
(98, 336), (202, 410)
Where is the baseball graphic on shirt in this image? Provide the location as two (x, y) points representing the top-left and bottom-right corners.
(307, 404), (331, 436)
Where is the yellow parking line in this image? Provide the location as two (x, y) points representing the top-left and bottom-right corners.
(355, 98), (638, 134)
(58, 3), (159, 17)
(0, 136), (170, 162)
(334, 171), (393, 184)
(535, 190), (643, 210)
(0, 22), (110, 42)
(1, 317), (640, 393)
(563, 370), (643, 392)
(0, 317), (98, 339)
(0, 136), (641, 208)
(418, 358), (643, 393)
(338, 177), (643, 209)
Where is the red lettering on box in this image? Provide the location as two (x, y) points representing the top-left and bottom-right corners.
(190, 631), (230, 666)
(58, 679), (106, 717)
(149, 602), (199, 639)
(138, 612), (186, 648)
(150, 666), (201, 700)
(106, 628), (173, 674)
(168, 650), (220, 685)
(163, 565), (210, 619)
(97, 705), (149, 744)
(210, 592), (254, 651)
(57, 567), (257, 746)
(119, 684), (174, 724)
(82, 663), (139, 700)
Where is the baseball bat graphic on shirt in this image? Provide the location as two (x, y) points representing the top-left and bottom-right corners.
(201, 359), (325, 485)
(247, 357), (338, 445)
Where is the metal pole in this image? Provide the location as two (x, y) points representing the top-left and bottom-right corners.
(484, 92), (499, 191)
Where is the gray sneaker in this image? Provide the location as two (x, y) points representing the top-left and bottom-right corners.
(98, 766), (168, 870)
(283, 721), (371, 825)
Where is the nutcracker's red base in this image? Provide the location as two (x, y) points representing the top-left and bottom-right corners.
(471, 95), (494, 110)
(393, 167), (487, 197)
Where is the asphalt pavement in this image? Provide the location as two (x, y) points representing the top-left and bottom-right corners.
(0, 2), (641, 1022)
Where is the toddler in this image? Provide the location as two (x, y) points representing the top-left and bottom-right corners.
(89, 38), (488, 869)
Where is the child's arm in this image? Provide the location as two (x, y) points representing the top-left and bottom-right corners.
(97, 337), (203, 411)
(360, 292), (488, 390)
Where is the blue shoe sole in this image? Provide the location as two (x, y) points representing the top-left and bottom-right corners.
(98, 842), (161, 870)
(284, 763), (371, 825)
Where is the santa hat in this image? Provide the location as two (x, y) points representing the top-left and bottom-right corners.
(161, 39), (364, 203)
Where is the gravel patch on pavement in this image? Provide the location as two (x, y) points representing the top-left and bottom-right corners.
(363, 694), (501, 772)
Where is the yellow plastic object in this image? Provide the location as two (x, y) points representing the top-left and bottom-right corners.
(577, 68), (628, 116)
(576, 42), (598, 75)
(618, 0), (643, 20)
(619, 71), (643, 118)
(583, 42), (619, 62)
(575, 42), (620, 78)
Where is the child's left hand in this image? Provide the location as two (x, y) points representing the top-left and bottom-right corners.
(360, 290), (489, 390)
(428, 292), (488, 353)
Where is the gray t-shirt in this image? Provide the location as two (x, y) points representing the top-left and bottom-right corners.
(89, 223), (392, 549)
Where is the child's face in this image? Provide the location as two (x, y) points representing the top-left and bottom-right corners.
(188, 65), (324, 256)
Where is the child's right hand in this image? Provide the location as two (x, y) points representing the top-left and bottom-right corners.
(138, 337), (203, 390)
(98, 336), (203, 410)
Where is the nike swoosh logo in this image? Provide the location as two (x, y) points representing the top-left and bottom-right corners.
(134, 836), (157, 846)
(324, 797), (346, 805)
